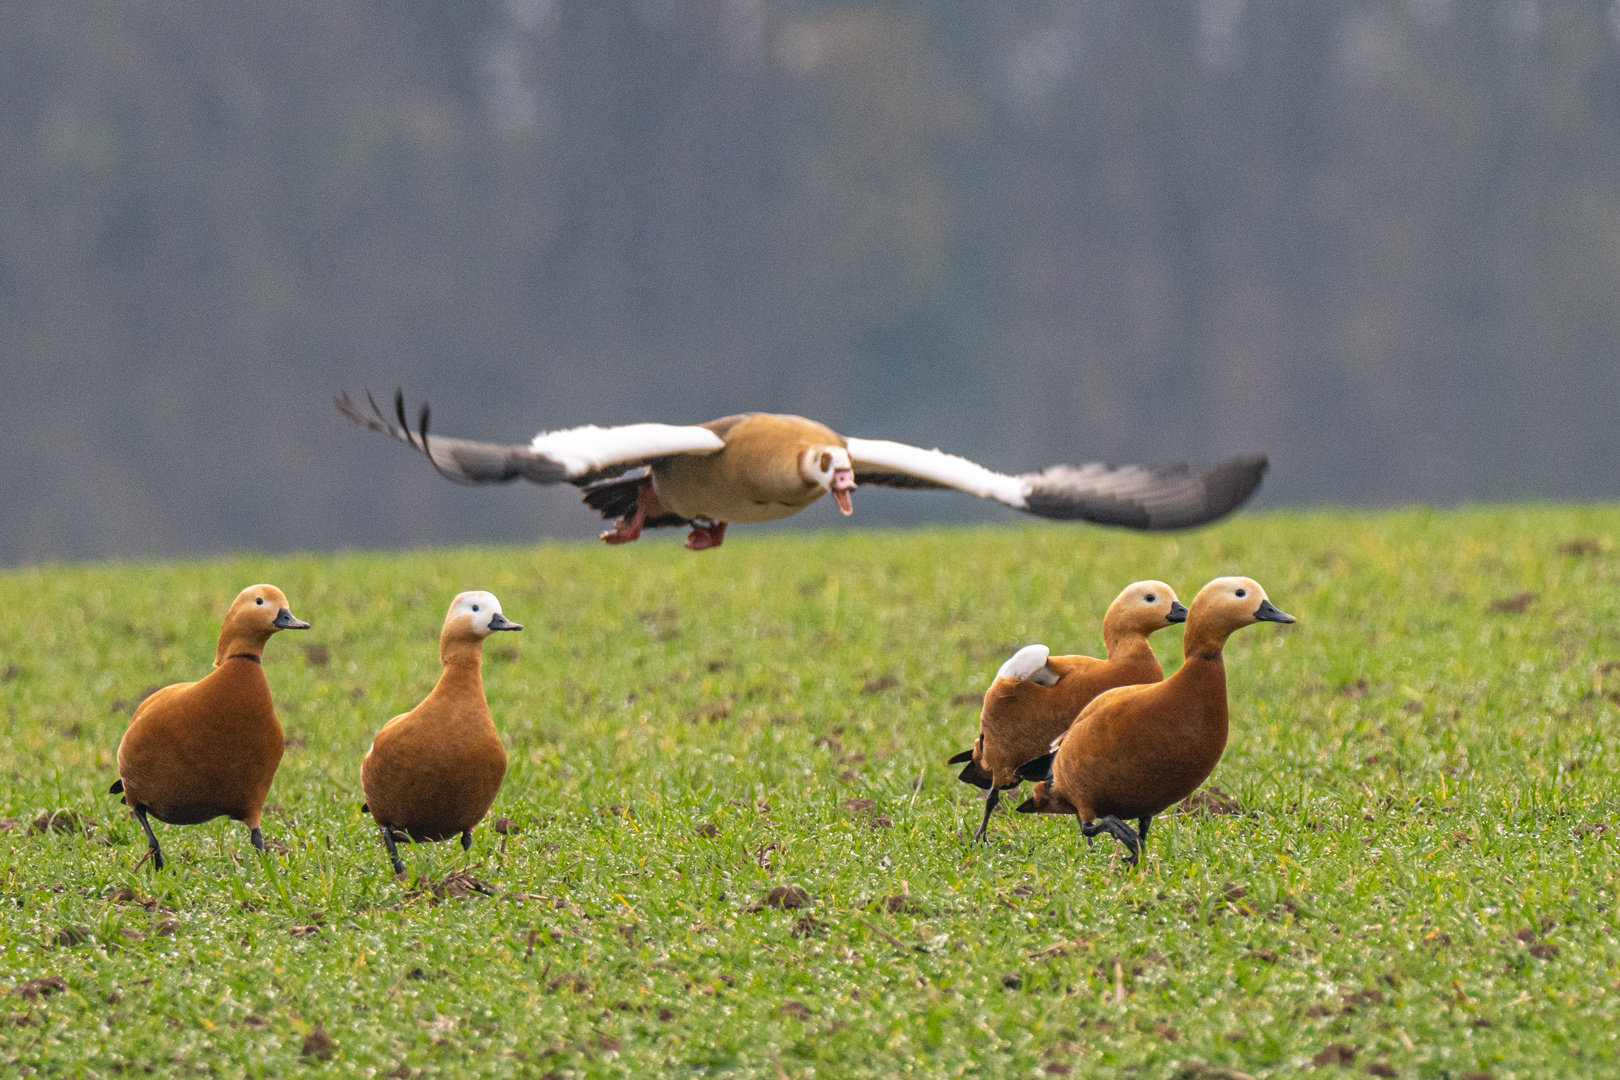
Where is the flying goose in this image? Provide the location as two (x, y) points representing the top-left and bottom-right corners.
(1014, 576), (1295, 866)
(336, 391), (1268, 550)
(109, 585), (309, 870)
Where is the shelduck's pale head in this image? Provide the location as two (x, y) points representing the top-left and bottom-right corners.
(215, 584), (309, 665)
(800, 445), (857, 515)
(443, 590), (523, 640)
(1102, 580), (1188, 639)
(1186, 576), (1294, 642)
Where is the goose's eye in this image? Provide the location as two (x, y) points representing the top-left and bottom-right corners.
(1144, 594), (1156, 603)
(818, 451), (833, 472)
(1235, 589), (1247, 598)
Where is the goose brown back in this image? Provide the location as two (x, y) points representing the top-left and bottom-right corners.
(361, 590), (520, 874)
(1015, 576), (1295, 864)
(112, 585), (309, 870)
(952, 581), (1187, 841)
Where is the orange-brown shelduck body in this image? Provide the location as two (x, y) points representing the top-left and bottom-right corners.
(361, 591), (519, 871)
(113, 585), (309, 868)
(952, 580), (1186, 840)
(1016, 576), (1294, 863)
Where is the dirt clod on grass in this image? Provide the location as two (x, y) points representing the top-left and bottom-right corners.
(409, 869), (496, 902)
(1489, 592), (1537, 614)
(1312, 1043), (1355, 1066)
(1366, 1064), (1398, 1077)
(1178, 785), (1242, 815)
(301, 1026), (337, 1060)
(861, 673), (899, 694)
(778, 999), (811, 1020)
(11, 977), (67, 1000)
(54, 926), (91, 947)
(693, 823), (719, 839)
(31, 811), (95, 835)
(751, 885), (811, 911)
(492, 817), (519, 835)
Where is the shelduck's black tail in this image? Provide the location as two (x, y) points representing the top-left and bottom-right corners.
(946, 749), (973, 765)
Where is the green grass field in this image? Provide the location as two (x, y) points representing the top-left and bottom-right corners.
(2, 508), (1619, 1078)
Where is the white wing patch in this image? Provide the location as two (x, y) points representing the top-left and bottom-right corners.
(846, 437), (1028, 508)
(528, 423), (725, 477)
(998, 644), (1053, 683)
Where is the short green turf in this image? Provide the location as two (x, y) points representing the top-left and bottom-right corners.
(2, 509), (1619, 1078)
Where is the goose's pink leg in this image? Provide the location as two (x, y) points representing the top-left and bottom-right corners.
(601, 481), (660, 545)
(685, 520), (727, 551)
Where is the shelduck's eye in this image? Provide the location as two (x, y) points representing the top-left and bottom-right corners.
(1235, 589), (1247, 598)
(472, 605), (480, 612)
(1144, 594), (1156, 603)
(255, 598), (264, 606)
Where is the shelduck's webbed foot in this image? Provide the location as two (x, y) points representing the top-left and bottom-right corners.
(460, 830), (472, 852)
(1081, 815), (1143, 866)
(685, 520), (727, 551)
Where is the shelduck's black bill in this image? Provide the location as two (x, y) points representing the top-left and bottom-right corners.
(488, 613), (523, 632)
(1167, 601), (1189, 624)
(947, 749), (974, 765)
(1253, 599), (1295, 624)
(273, 608), (311, 630)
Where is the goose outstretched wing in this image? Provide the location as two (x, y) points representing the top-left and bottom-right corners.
(845, 437), (1267, 531)
(335, 390), (724, 487)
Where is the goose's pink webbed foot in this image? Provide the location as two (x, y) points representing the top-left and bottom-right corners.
(685, 520), (727, 551)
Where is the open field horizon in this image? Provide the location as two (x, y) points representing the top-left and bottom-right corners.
(2, 508), (1618, 1077)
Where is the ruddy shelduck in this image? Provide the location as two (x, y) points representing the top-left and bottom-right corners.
(950, 581), (1187, 841)
(110, 584), (309, 869)
(361, 590), (520, 875)
(336, 390), (1268, 550)
(1015, 576), (1295, 865)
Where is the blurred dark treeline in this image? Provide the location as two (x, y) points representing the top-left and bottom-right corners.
(3, 0), (1619, 563)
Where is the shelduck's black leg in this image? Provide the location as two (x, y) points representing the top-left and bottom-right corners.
(1079, 817), (1102, 848)
(973, 787), (1001, 843)
(133, 806), (164, 871)
(1095, 816), (1142, 866)
(249, 827), (266, 852)
(460, 830), (472, 852)
(379, 824), (405, 876)
(1137, 816), (1153, 845)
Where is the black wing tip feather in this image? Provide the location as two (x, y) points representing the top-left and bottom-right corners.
(108, 779), (124, 795)
(335, 386), (572, 486)
(946, 749), (974, 765)
(1015, 751), (1056, 784)
(957, 761), (993, 789)
(1022, 453), (1268, 531)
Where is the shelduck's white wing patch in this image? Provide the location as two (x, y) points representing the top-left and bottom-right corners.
(336, 390), (724, 487)
(528, 423), (723, 478)
(997, 644), (1059, 685)
(848, 432), (1268, 532)
(845, 437), (1028, 507)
